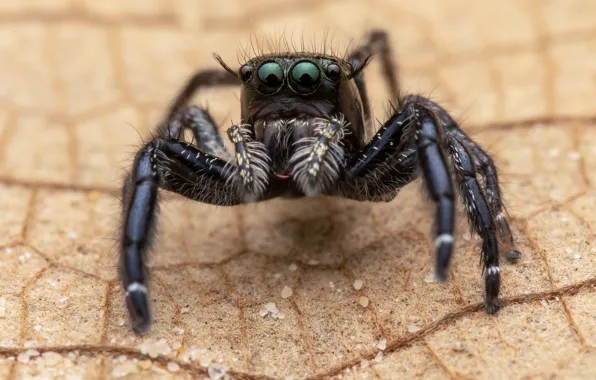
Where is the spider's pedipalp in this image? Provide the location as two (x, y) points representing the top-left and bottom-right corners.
(225, 124), (271, 202)
(290, 116), (347, 196)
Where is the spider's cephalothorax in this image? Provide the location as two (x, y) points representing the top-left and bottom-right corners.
(119, 30), (522, 334)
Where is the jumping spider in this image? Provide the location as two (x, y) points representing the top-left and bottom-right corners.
(119, 30), (521, 333)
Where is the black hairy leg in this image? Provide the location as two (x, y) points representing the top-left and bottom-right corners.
(417, 98), (521, 263)
(452, 128), (521, 261)
(164, 66), (241, 122)
(335, 95), (517, 312)
(120, 107), (269, 333)
(347, 29), (400, 122)
(447, 138), (500, 312)
(339, 96), (456, 283)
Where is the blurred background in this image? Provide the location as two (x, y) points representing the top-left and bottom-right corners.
(0, 0), (595, 379)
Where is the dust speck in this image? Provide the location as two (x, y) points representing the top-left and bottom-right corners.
(139, 338), (172, 359)
(568, 151), (581, 160)
(548, 148), (560, 157)
(42, 352), (61, 366)
(259, 307), (269, 317)
(424, 269), (436, 283)
(167, 361), (180, 372)
(138, 360), (152, 370)
(0, 297), (6, 317)
(208, 364), (229, 379)
(374, 351), (383, 363)
(376, 338), (387, 350)
(17, 349), (40, 364)
(113, 362), (138, 378)
(260, 302), (285, 319)
(281, 286), (293, 299)
(408, 324), (421, 333)
(358, 296), (369, 308)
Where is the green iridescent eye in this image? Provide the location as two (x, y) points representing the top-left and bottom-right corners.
(257, 62), (284, 93)
(290, 61), (321, 93)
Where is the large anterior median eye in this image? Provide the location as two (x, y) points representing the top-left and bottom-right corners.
(257, 61), (284, 93)
(290, 61), (321, 94)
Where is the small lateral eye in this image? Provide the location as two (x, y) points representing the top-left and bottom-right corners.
(326, 63), (341, 80)
(239, 65), (253, 81)
(257, 61), (284, 92)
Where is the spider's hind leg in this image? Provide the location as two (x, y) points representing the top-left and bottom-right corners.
(448, 138), (501, 312)
(408, 96), (522, 263)
(347, 29), (400, 121)
(454, 129), (521, 261)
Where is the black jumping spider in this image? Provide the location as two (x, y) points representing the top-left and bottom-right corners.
(119, 30), (521, 333)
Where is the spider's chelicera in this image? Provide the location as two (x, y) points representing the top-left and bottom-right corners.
(119, 30), (522, 334)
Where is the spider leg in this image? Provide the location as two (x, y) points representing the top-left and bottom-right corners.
(338, 107), (419, 201)
(120, 124), (269, 333)
(448, 138), (500, 313)
(339, 99), (456, 282)
(452, 129), (521, 261)
(347, 29), (400, 122)
(164, 69), (241, 123)
(159, 106), (227, 157)
(403, 96), (521, 262)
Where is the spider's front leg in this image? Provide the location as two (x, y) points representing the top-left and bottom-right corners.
(337, 96), (516, 313)
(338, 101), (457, 281)
(119, 118), (269, 333)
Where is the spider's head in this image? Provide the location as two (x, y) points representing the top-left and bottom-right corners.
(214, 53), (371, 178)
(214, 53), (369, 123)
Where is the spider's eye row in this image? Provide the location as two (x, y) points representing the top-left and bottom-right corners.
(289, 61), (321, 94)
(325, 63), (341, 80)
(257, 61), (284, 93)
(239, 65), (253, 81)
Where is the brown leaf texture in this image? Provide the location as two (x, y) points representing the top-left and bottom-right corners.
(0, 0), (596, 379)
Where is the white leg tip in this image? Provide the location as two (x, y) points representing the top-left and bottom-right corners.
(126, 282), (147, 295)
(435, 233), (454, 248)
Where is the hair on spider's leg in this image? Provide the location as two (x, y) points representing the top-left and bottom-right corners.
(336, 103), (419, 202)
(448, 138), (501, 313)
(347, 29), (400, 103)
(120, 124), (269, 333)
(164, 66), (241, 123)
(339, 99), (455, 278)
(453, 129), (521, 262)
(163, 105), (227, 157)
(410, 95), (521, 263)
